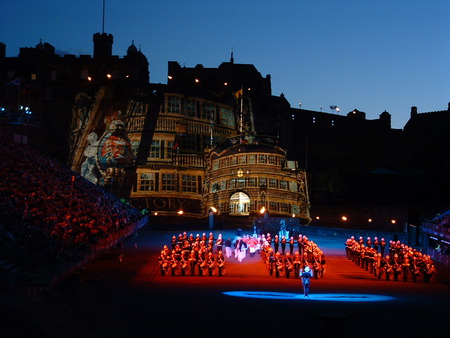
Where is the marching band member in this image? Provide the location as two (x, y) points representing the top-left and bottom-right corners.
(188, 250), (197, 276)
(171, 249), (179, 276)
(215, 234), (223, 254)
(281, 235), (287, 255)
(158, 248), (170, 276)
(206, 251), (216, 276)
(275, 252), (284, 278)
(224, 238), (232, 258)
(217, 250), (225, 277)
(383, 255), (392, 281)
(284, 252), (293, 278)
(293, 251), (302, 278)
(274, 235), (280, 254)
(289, 236), (295, 255)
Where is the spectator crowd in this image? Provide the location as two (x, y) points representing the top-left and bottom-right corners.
(0, 137), (145, 286)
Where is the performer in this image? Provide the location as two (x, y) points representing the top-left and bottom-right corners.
(300, 266), (313, 298)
(392, 253), (402, 281)
(298, 234), (304, 256)
(275, 252), (284, 278)
(188, 250), (197, 276)
(384, 255), (392, 281)
(158, 249), (170, 276)
(180, 251), (189, 276)
(215, 234), (223, 254)
(171, 249), (179, 276)
(402, 253), (410, 282)
(267, 248), (275, 276)
(289, 236), (295, 255)
(197, 252), (206, 276)
(206, 251), (216, 276)
(284, 252), (294, 278)
(274, 235), (280, 254)
(224, 237), (232, 258)
(293, 251), (302, 278)
(281, 235), (287, 255)
(217, 250), (225, 277)
(373, 237), (379, 253)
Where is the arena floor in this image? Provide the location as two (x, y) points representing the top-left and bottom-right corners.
(2, 227), (449, 338)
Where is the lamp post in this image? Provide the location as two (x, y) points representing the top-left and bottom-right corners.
(209, 206), (217, 230)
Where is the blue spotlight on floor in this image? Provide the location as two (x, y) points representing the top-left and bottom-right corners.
(223, 291), (394, 302)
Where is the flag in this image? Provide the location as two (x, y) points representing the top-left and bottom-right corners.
(234, 88), (243, 99)
(4, 77), (20, 87)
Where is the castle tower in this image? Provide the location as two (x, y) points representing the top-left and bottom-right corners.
(93, 32), (113, 58)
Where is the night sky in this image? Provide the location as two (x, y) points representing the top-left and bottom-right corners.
(1, 0), (449, 129)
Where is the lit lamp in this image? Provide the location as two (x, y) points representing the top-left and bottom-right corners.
(177, 210), (184, 215)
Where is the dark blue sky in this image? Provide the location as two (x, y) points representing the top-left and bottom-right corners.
(1, 0), (449, 129)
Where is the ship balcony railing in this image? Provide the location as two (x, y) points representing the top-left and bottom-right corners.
(172, 153), (205, 168)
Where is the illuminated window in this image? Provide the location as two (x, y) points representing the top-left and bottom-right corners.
(248, 154), (257, 164)
(247, 177), (257, 187)
(165, 141), (175, 158)
(230, 156), (237, 166)
(269, 178), (277, 188)
(150, 140), (161, 158)
(239, 154), (246, 165)
(236, 178), (245, 188)
(259, 178), (267, 187)
(229, 192), (250, 215)
(182, 175), (197, 192)
(281, 203), (290, 213)
(139, 173), (155, 191)
(268, 155), (276, 165)
(167, 96), (181, 114)
(280, 180), (288, 190)
(258, 154), (267, 164)
(162, 173), (177, 191)
(269, 201), (278, 211)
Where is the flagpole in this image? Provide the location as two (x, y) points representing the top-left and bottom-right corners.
(239, 87), (243, 134)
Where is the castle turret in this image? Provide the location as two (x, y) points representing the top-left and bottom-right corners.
(93, 32), (113, 58)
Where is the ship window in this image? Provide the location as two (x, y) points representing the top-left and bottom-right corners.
(229, 192), (250, 216)
(167, 95), (181, 114)
(139, 173), (155, 191)
(184, 99), (196, 117)
(248, 154), (257, 164)
(182, 174), (197, 192)
(258, 154), (267, 164)
(150, 140), (161, 158)
(162, 173), (177, 191)
(202, 103), (215, 121)
(269, 178), (277, 188)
